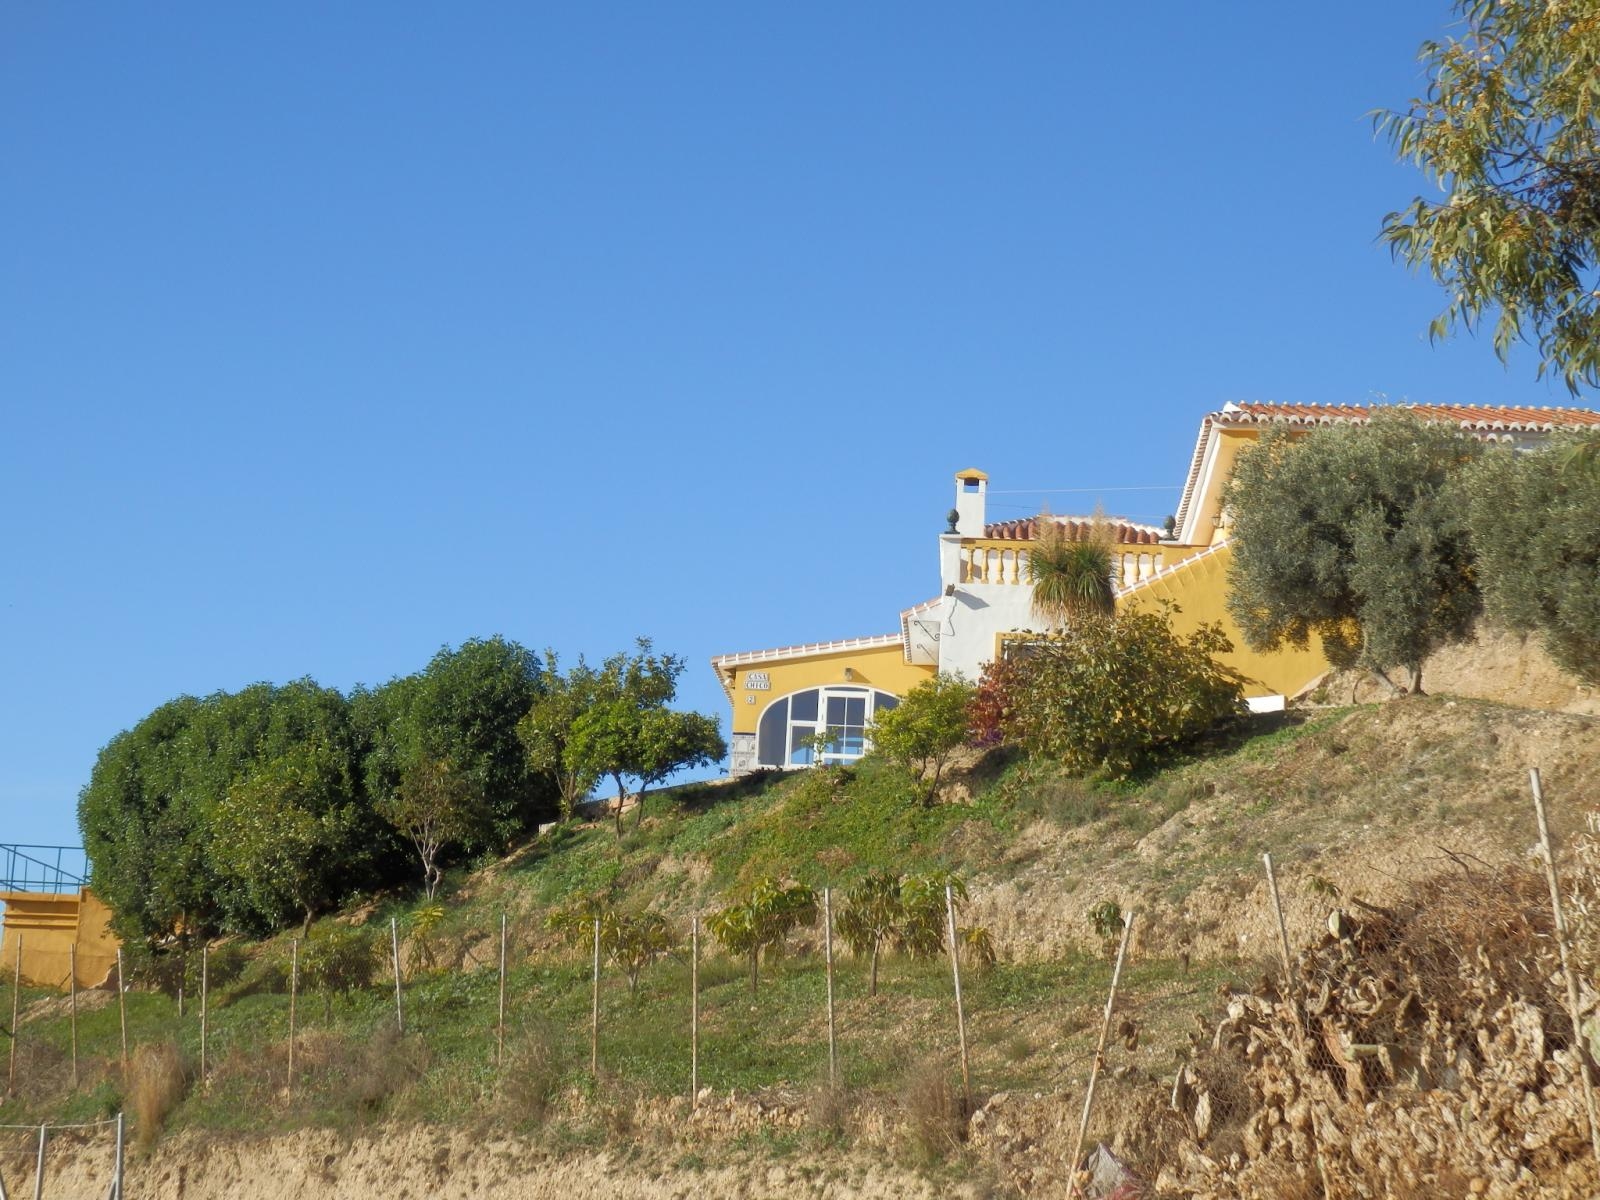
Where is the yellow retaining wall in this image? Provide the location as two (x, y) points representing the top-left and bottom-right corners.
(0, 888), (120, 991)
(1118, 542), (1328, 699)
(725, 643), (936, 736)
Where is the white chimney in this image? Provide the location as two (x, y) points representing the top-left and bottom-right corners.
(953, 469), (988, 537)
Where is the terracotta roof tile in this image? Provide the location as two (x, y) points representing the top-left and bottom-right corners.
(982, 515), (1166, 544)
(1220, 401), (1600, 430)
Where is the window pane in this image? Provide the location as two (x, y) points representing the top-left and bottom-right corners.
(845, 696), (866, 724)
(789, 725), (815, 765)
(873, 693), (899, 712)
(757, 699), (789, 766)
(790, 689), (819, 721)
(825, 696), (848, 724)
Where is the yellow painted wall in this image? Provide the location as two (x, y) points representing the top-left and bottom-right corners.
(1118, 542), (1329, 698)
(0, 888), (120, 991)
(725, 644), (935, 735)
(1189, 428), (1263, 544)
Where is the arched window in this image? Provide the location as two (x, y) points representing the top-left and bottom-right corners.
(755, 687), (900, 768)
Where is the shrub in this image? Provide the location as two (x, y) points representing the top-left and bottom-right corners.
(299, 924), (378, 1017)
(999, 607), (1247, 779)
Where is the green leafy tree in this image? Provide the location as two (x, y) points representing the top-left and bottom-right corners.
(834, 871), (902, 997)
(897, 872), (964, 957)
(1026, 517), (1115, 628)
(209, 735), (368, 935)
(868, 674), (976, 804)
(567, 640), (726, 837)
(79, 696), (217, 944)
(379, 756), (485, 899)
(1224, 411), (1482, 694)
(516, 652), (602, 820)
(1378, 0), (1600, 392)
(707, 878), (816, 997)
(1001, 608), (1247, 779)
(1466, 439), (1600, 684)
(356, 636), (553, 853)
(545, 902), (677, 995)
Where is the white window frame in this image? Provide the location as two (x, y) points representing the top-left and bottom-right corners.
(755, 686), (898, 769)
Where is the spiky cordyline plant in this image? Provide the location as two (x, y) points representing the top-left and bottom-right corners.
(1026, 514), (1115, 629)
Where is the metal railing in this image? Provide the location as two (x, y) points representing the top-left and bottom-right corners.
(0, 846), (88, 894)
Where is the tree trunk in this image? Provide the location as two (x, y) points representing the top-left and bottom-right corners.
(749, 950), (760, 998)
(1366, 666), (1402, 698)
(1408, 664), (1425, 695)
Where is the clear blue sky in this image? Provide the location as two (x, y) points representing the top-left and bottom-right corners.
(0, 2), (1569, 848)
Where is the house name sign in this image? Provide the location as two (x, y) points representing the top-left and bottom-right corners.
(744, 672), (771, 691)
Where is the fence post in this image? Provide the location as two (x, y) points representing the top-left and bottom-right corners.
(9, 935), (20, 1094)
(31, 1123), (45, 1200)
(199, 943), (209, 1087)
(1066, 911), (1134, 1200)
(114, 1111), (125, 1199)
(944, 885), (970, 1109)
(1262, 852), (1296, 986)
(390, 917), (404, 1036)
(287, 939), (298, 1098)
(823, 887), (838, 1090)
(1530, 768), (1600, 1163)
(496, 913), (507, 1071)
(690, 914), (699, 1106)
(116, 948), (128, 1072)
(69, 944), (79, 1090)
(590, 915), (601, 1079)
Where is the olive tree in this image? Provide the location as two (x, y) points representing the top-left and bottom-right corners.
(1224, 410), (1481, 694)
(1466, 438), (1600, 685)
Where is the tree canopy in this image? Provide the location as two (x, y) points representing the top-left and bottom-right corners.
(566, 640), (726, 836)
(868, 673), (975, 803)
(1379, 0), (1600, 391)
(1224, 411), (1481, 693)
(1465, 437), (1600, 685)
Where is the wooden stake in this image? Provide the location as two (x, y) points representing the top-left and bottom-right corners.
(1066, 912), (1134, 1200)
(113, 1111), (124, 1199)
(199, 943), (209, 1086)
(69, 944), (78, 1090)
(287, 939), (298, 1098)
(390, 917), (404, 1036)
(9, 935), (20, 1094)
(590, 915), (601, 1079)
(944, 884), (971, 1109)
(690, 914), (700, 1106)
(1263, 853), (1335, 1199)
(1263, 852), (1296, 986)
(1530, 768), (1600, 1163)
(823, 887), (838, 1089)
(496, 913), (507, 1071)
(116, 948), (128, 1072)
(31, 1124), (44, 1200)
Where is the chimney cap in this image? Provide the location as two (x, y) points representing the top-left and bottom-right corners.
(954, 468), (989, 482)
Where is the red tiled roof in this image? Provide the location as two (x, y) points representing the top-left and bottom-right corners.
(1218, 402), (1600, 430)
(1173, 401), (1600, 537)
(983, 515), (1166, 544)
